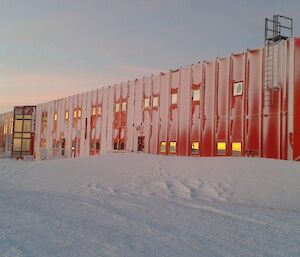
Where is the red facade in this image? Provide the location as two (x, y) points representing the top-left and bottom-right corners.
(2, 37), (300, 161)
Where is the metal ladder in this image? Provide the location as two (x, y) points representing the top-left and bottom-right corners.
(264, 44), (277, 107)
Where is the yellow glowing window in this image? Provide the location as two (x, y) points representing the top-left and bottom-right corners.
(92, 107), (97, 116)
(232, 142), (242, 152)
(24, 115), (32, 120)
(73, 110), (77, 118)
(191, 142), (199, 153)
(23, 120), (31, 132)
(13, 139), (22, 151)
(144, 98), (150, 108)
(78, 109), (82, 118)
(160, 141), (166, 153)
(171, 93), (178, 105)
(65, 111), (69, 120)
(152, 96), (159, 107)
(122, 102), (127, 111)
(14, 120), (23, 132)
(54, 113), (58, 121)
(169, 141), (177, 153)
(115, 103), (120, 112)
(3, 124), (7, 135)
(217, 142), (227, 151)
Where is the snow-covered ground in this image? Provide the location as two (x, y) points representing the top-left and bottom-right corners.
(0, 153), (299, 257)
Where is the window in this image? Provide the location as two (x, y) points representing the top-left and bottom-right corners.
(191, 142), (199, 154)
(98, 106), (102, 116)
(115, 103), (120, 112)
(113, 142), (118, 150)
(3, 124), (7, 135)
(78, 109), (82, 118)
(144, 98), (150, 109)
(217, 142), (226, 155)
(65, 111), (69, 121)
(21, 139), (30, 151)
(152, 96), (159, 108)
(233, 82), (243, 96)
(122, 102), (127, 111)
(73, 110), (77, 118)
(96, 141), (100, 150)
(23, 133), (31, 139)
(192, 89), (200, 101)
(92, 107), (97, 116)
(160, 141), (166, 153)
(24, 115), (32, 120)
(171, 93), (178, 105)
(54, 113), (58, 121)
(14, 120), (23, 132)
(169, 141), (177, 153)
(13, 139), (22, 151)
(232, 142), (242, 156)
(23, 120), (31, 132)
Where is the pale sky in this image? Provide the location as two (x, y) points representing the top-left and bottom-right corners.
(0, 0), (299, 113)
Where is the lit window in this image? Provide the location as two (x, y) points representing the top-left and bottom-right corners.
(3, 124), (7, 135)
(115, 103), (120, 112)
(169, 141), (177, 153)
(152, 96), (159, 107)
(78, 109), (82, 118)
(65, 111), (69, 120)
(144, 98), (150, 109)
(73, 110), (77, 118)
(217, 142), (226, 155)
(54, 113), (58, 121)
(192, 89), (200, 101)
(232, 142), (242, 156)
(92, 107), (97, 116)
(122, 102), (127, 111)
(191, 142), (199, 154)
(160, 141), (166, 153)
(233, 82), (243, 96)
(171, 93), (178, 105)
(24, 115), (32, 120)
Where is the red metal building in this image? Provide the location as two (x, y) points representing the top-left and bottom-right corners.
(1, 36), (300, 161)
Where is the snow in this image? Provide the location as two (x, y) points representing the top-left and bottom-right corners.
(0, 153), (299, 257)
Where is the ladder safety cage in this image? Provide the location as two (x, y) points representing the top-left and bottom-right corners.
(263, 15), (293, 95)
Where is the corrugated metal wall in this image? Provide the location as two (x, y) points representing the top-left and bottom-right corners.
(27, 37), (300, 160)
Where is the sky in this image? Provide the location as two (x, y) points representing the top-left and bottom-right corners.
(0, 0), (300, 113)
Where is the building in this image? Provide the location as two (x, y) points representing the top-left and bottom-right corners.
(1, 32), (300, 161)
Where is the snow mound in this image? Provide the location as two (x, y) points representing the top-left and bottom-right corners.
(1, 153), (300, 211)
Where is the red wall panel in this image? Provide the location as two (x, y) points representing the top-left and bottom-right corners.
(158, 73), (170, 154)
(215, 57), (230, 155)
(168, 70), (180, 154)
(178, 66), (191, 156)
(246, 49), (263, 157)
(230, 53), (246, 156)
(201, 61), (215, 156)
(149, 75), (160, 154)
(293, 38), (300, 160)
(143, 77), (152, 153)
(190, 64), (202, 156)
